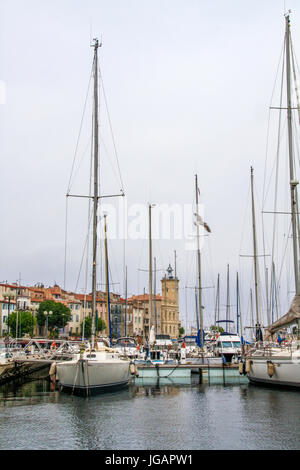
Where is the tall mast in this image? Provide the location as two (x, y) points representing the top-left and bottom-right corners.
(104, 214), (112, 344)
(226, 264), (230, 332)
(250, 167), (260, 325)
(195, 287), (199, 331)
(250, 288), (254, 334)
(195, 174), (203, 347)
(265, 267), (271, 326)
(285, 14), (300, 296)
(124, 265), (128, 337)
(148, 204), (153, 335)
(153, 257), (157, 334)
(214, 273), (220, 326)
(271, 261), (279, 322)
(236, 272), (240, 335)
(91, 38), (100, 349)
(238, 272), (243, 338)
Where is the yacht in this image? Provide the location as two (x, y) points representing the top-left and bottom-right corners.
(246, 15), (300, 388)
(247, 298), (300, 387)
(56, 39), (130, 396)
(213, 333), (242, 363)
(56, 338), (130, 395)
(114, 337), (139, 359)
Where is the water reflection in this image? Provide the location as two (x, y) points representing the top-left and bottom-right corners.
(132, 376), (193, 396)
(0, 377), (299, 450)
(0, 379), (58, 407)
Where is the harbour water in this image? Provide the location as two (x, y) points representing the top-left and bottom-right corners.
(0, 376), (299, 450)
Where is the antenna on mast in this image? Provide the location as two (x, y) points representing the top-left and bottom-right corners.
(91, 37), (102, 48)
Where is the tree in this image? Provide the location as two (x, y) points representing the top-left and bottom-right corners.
(179, 326), (185, 337)
(81, 315), (106, 339)
(210, 325), (224, 333)
(8, 311), (36, 338)
(36, 300), (71, 337)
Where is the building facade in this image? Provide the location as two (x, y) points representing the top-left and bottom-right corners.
(160, 264), (181, 339)
(0, 268), (181, 340)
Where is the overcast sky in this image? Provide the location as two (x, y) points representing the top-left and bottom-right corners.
(1, 0), (300, 335)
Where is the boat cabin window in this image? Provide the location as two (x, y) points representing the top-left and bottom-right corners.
(86, 354), (96, 358)
(232, 342), (241, 348)
(118, 342), (135, 348)
(221, 342), (232, 348)
(150, 351), (161, 360)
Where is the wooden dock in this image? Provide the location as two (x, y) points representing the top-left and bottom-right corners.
(134, 361), (247, 382)
(0, 354), (72, 386)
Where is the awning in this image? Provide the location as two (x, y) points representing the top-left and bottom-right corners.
(266, 295), (300, 335)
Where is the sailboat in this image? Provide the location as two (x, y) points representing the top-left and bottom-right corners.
(56, 39), (130, 396)
(247, 15), (300, 388)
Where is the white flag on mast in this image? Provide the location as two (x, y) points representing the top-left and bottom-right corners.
(194, 213), (211, 233)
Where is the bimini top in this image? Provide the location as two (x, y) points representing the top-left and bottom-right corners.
(218, 333), (241, 340)
(266, 295), (300, 335)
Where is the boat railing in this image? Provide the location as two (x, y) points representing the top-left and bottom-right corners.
(3, 339), (83, 361)
(247, 340), (297, 358)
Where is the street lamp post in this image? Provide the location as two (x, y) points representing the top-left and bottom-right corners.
(31, 310), (34, 338)
(44, 311), (53, 338)
(16, 310), (18, 339)
(5, 292), (15, 338)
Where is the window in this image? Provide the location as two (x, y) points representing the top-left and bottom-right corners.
(76, 315), (79, 323)
(221, 342), (232, 348)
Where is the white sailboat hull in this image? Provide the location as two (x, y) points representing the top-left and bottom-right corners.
(247, 350), (300, 388)
(56, 355), (130, 395)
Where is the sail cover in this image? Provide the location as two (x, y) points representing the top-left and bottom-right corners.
(266, 295), (300, 335)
